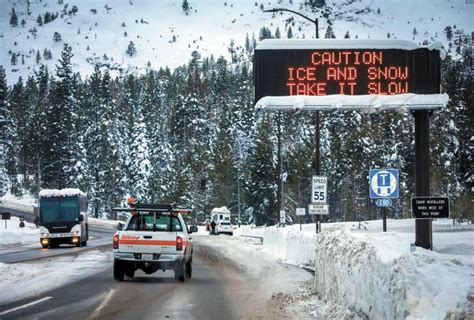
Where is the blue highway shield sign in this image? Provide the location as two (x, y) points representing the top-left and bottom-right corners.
(369, 169), (399, 199)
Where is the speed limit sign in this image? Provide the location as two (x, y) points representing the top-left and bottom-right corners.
(312, 176), (327, 204)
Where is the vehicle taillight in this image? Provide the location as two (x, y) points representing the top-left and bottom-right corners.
(176, 236), (183, 251)
(113, 234), (119, 249)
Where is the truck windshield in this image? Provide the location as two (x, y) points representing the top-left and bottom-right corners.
(126, 214), (183, 232)
(40, 196), (80, 223)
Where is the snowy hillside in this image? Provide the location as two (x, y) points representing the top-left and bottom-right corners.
(1, 0), (472, 82)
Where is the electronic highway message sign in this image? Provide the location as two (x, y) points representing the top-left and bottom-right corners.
(254, 40), (441, 101)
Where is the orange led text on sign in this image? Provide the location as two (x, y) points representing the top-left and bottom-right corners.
(285, 50), (410, 95)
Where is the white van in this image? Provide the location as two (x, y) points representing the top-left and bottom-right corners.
(210, 206), (231, 225)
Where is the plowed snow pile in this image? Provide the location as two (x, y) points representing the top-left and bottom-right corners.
(314, 229), (473, 319)
(252, 220), (474, 319)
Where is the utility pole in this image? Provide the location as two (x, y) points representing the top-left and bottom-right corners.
(264, 8), (321, 229)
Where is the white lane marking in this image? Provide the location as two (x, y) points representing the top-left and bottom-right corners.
(0, 296), (52, 316)
(89, 289), (115, 319)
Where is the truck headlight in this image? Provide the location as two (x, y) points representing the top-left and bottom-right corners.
(71, 231), (79, 236)
(42, 233), (49, 238)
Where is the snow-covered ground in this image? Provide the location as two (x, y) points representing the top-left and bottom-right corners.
(0, 216), (39, 247)
(231, 219), (474, 319)
(0, 192), (37, 214)
(0, 250), (110, 304)
(1, 0), (472, 82)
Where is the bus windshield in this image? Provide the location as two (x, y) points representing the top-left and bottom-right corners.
(40, 196), (80, 223)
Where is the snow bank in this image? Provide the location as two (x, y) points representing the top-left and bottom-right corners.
(233, 225), (266, 239)
(256, 220), (473, 319)
(262, 227), (317, 267)
(0, 217), (39, 247)
(314, 230), (474, 319)
(88, 217), (121, 228)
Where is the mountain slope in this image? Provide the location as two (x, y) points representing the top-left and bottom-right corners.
(0, 0), (472, 82)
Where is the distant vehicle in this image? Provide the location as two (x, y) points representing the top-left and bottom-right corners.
(210, 206), (231, 225)
(36, 188), (89, 248)
(112, 201), (198, 282)
(216, 221), (233, 236)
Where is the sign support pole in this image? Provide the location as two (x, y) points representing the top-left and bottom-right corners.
(382, 208), (387, 232)
(414, 110), (432, 250)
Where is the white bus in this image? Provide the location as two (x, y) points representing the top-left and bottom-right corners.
(36, 188), (89, 248)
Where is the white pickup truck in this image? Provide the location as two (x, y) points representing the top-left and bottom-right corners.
(112, 203), (198, 282)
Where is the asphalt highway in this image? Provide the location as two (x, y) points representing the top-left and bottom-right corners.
(0, 207), (281, 319)
(0, 243), (277, 320)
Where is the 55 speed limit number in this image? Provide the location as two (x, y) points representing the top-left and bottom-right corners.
(312, 176), (327, 204)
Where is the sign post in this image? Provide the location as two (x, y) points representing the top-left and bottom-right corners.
(296, 208), (306, 231)
(280, 209), (286, 226)
(312, 176), (327, 233)
(1, 212), (11, 229)
(369, 169), (398, 232)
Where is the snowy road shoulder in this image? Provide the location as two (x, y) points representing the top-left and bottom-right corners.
(0, 250), (111, 305)
(193, 234), (347, 318)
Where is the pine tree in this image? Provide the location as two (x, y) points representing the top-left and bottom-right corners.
(275, 27), (281, 39)
(37, 14), (43, 26)
(126, 41), (137, 56)
(53, 32), (62, 42)
(70, 5), (78, 15)
(0, 66), (9, 196)
(245, 33), (251, 53)
(42, 43), (75, 188)
(182, 0), (190, 15)
(36, 51), (41, 64)
(344, 30), (350, 39)
(44, 12), (51, 24)
(11, 54), (17, 66)
(21, 19), (26, 28)
(325, 25), (336, 38)
(445, 26), (453, 41)
(10, 8), (18, 27)
(287, 26), (293, 39)
(228, 39), (236, 63)
(247, 116), (276, 225)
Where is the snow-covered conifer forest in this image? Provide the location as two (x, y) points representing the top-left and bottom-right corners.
(0, 0), (472, 223)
